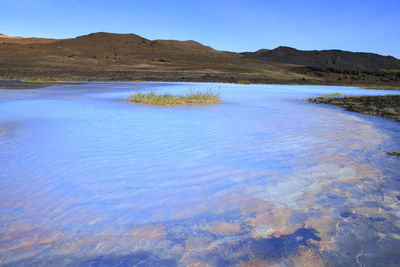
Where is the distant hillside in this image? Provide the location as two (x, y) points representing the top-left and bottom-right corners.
(242, 46), (400, 71)
(39, 32), (231, 61)
(0, 32), (399, 86)
(0, 32), (298, 82)
(0, 34), (57, 44)
(152, 40), (220, 54)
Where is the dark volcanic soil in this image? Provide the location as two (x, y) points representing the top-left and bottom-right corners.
(308, 95), (400, 121)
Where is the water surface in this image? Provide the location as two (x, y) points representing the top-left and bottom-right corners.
(1, 82), (400, 266)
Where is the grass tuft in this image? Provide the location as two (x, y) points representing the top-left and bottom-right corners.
(23, 77), (59, 83)
(329, 93), (344, 96)
(235, 80), (252, 85)
(127, 88), (221, 106)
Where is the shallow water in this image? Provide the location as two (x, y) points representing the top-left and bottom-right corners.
(0, 82), (400, 266)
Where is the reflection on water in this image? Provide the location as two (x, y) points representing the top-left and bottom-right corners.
(0, 82), (400, 266)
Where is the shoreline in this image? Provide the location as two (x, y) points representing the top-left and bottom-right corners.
(0, 80), (79, 90)
(0, 68), (399, 90)
(0, 78), (399, 91)
(307, 95), (400, 121)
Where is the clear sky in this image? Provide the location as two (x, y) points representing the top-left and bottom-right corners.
(2, 0), (399, 57)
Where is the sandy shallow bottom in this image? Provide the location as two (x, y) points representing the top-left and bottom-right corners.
(0, 82), (400, 266)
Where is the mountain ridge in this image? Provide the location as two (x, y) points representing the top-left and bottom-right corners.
(242, 46), (400, 70)
(2, 32), (399, 70)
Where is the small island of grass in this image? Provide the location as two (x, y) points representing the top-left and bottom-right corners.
(127, 89), (221, 106)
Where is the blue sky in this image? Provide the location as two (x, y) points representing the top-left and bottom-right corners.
(2, 0), (399, 57)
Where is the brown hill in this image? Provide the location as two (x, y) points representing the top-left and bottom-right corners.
(153, 39), (220, 54)
(242, 46), (400, 71)
(0, 34), (57, 44)
(41, 32), (226, 62)
(0, 32), (300, 82)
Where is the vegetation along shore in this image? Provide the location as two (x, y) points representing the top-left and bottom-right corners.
(307, 95), (400, 121)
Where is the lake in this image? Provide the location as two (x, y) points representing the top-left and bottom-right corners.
(1, 82), (400, 266)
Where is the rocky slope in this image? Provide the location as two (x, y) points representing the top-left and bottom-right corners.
(242, 46), (400, 71)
